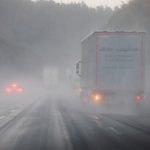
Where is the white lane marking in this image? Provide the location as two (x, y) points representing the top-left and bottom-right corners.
(108, 126), (122, 135)
(90, 115), (122, 136)
(9, 109), (19, 117)
(58, 111), (73, 150)
(0, 116), (6, 120)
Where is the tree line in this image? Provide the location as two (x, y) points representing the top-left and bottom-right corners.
(0, 0), (149, 78)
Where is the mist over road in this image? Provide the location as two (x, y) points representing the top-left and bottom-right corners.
(0, 97), (150, 150)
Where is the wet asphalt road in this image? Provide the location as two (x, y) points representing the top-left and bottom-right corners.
(0, 98), (150, 150)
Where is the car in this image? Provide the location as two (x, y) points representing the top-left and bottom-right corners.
(5, 83), (24, 94)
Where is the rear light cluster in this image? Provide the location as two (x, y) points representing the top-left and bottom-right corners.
(5, 83), (23, 94)
(82, 89), (144, 104)
(135, 95), (142, 103)
(5, 87), (12, 93)
(91, 92), (104, 103)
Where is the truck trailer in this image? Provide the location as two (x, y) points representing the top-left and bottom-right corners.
(77, 31), (145, 114)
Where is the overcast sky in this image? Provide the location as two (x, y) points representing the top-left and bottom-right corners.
(52, 0), (130, 8)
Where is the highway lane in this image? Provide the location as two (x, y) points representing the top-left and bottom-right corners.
(0, 98), (72, 150)
(0, 95), (40, 129)
(60, 103), (150, 150)
(0, 98), (150, 150)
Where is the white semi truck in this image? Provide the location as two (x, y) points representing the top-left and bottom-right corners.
(76, 31), (145, 114)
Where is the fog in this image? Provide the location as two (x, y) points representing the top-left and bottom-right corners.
(0, 1), (150, 149)
(0, 0), (150, 115)
(0, 0), (112, 74)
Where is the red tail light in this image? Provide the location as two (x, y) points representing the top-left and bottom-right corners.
(135, 96), (142, 103)
(11, 83), (18, 88)
(92, 93), (104, 103)
(5, 87), (12, 93)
